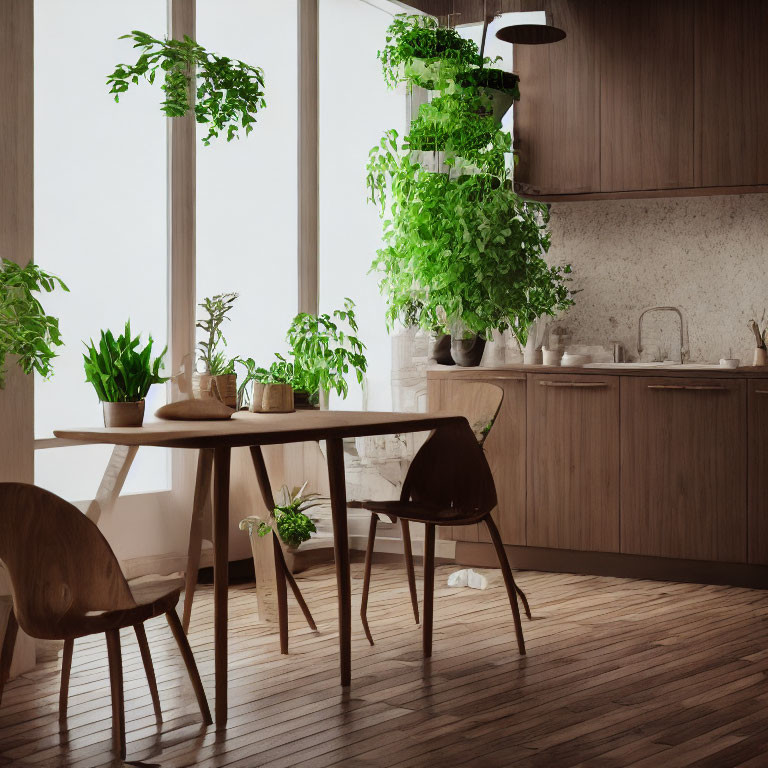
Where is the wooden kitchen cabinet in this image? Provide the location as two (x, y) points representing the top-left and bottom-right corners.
(428, 374), (527, 546)
(621, 377), (747, 562)
(526, 374), (620, 552)
(748, 381), (768, 564)
(599, 0), (694, 192)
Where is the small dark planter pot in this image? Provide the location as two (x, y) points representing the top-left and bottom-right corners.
(293, 391), (319, 410)
(451, 335), (486, 367)
(430, 334), (455, 366)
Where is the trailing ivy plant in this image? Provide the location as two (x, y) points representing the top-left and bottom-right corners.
(378, 14), (480, 89)
(83, 321), (167, 402)
(107, 31), (266, 145)
(0, 259), (68, 389)
(196, 293), (239, 375)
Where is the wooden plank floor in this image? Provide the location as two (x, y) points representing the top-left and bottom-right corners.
(2, 563), (768, 767)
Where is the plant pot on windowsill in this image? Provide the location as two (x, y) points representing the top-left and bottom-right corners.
(198, 373), (237, 409)
(102, 400), (145, 428)
(250, 383), (294, 413)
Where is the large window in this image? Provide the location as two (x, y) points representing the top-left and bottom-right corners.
(196, 0), (299, 373)
(319, 0), (412, 411)
(34, 0), (169, 499)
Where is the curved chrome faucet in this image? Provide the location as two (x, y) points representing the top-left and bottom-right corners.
(637, 306), (689, 363)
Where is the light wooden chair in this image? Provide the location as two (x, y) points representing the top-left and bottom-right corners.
(0, 483), (211, 760)
(356, 382), (531, 653)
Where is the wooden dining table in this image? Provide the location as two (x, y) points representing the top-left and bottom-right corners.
(55, 409), (466, 728)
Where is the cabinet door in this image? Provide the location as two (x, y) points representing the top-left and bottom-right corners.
(527, 374), (620, 552)
(695, 0), (768, 187)
(429, 375), (527, 546)
(599, 0), (694, 192)
(513, 0), (600, 196)
(748, 381), (768, 564)
(621, 377), (747, 562)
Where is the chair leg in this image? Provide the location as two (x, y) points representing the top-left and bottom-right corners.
(422, 524), (436, 659)
(165, 610), (213, 725)
(105, 630), (126, 760)
(280, 552), (317, 631)
(401, 519), (420, 625)
(134, 624), (162, 722)
(0, 609), (18, 708)
(483, 515), (526, 656)
(59, 638), (74, 720)
(360, 513), (378, 646)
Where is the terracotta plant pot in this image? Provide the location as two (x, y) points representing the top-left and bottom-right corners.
(102, 400), (145, 428)
(250, 383), (294, 413)
(451, 335), (486, 367)
(198, 373), (237, 409)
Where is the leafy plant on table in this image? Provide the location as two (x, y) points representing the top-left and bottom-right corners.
(107, 30), (266, 145)
(0, 259), (68, 389)
(83, 321), (167, 402)
(235, 356), (309, 409)
(286, 299), (367, 400)
(239, 483), (324, 551)
(378, 14), (480, 89)
(196, 293), (239, 376)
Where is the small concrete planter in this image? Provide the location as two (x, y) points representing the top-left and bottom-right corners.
(102, 400), (145, 428)
(250, 383), (294, 413)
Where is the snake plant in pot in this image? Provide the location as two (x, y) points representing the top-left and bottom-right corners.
(196, 293), (239, 407)
(83, 321), (168, 427)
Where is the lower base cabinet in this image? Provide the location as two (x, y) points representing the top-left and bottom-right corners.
(748, 380), (768, 564)
(620, 377), (747, 562)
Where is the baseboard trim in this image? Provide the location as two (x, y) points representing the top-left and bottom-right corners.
(455, 541), (768, 589)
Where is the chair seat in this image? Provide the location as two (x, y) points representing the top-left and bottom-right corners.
(353, 499), (486, 525)
(71, 577), (184, 638)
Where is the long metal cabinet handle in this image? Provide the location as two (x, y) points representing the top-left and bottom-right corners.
(538, 381), (609, 388)
(647, 385), (727, 391)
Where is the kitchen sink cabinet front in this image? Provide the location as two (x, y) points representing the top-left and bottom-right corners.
(526, 374), (620, 552)
(748, 381), (768, 564)
(620, 377), (747, 562)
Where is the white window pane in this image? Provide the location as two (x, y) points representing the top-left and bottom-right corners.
(319, 0), (409, 411)
(196, 0), (299, 370)
(34, 0), (169, 495)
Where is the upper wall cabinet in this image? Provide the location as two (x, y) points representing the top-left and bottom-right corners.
(495, 0), (768, 199)
(512, 0), (600, 196)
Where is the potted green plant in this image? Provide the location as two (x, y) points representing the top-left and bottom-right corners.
(237, 358), (295, 413)
(378, 14), (481, 90)
(239, 483), (324, 591)
(196, 293), (239, 407)
(83, 321), (168, 427)
(0, 258), (68, 389)
(107, 30), (266, 145)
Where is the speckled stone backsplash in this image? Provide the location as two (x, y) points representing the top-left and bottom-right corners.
(546, 194), (768, 364)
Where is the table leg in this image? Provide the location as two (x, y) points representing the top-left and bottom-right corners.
(326, 437), (351, 687)
(85, 445), (138, 524)
(212, 446), (231, 728)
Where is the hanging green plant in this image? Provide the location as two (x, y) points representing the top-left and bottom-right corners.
(107, 30), (266, 145)
(378, 14), (480, 90)
(0, 259), (68, 389)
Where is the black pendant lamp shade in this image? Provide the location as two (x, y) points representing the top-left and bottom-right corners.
(495, 12), (566, 45)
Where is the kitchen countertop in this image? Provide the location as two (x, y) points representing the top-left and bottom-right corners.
(427, 363), (768, 379)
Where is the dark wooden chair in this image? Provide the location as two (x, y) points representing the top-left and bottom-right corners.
(0, 482), (211, 759)
(356, 382), (531, 655)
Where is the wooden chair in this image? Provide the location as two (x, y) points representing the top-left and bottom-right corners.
(357, 382), (531, 654)
(0, 483), (211, 759)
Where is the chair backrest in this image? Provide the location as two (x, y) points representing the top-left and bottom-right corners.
(0, 483), (136, 639)
(400, 420), (497, 517)
(438, 382), (504, 447)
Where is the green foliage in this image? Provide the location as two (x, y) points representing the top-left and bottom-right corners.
(196, 293), (238, 375)
(367, 18), (573, 342)
(83, 321), (167, 402)
(239, 482), (323, 550)
(0, 259), (68, 389)
(107, 30), (266, 145)
(235, 356), (306, 409)
(378, 14), (480, 89)
(286, 299), (368, 399)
